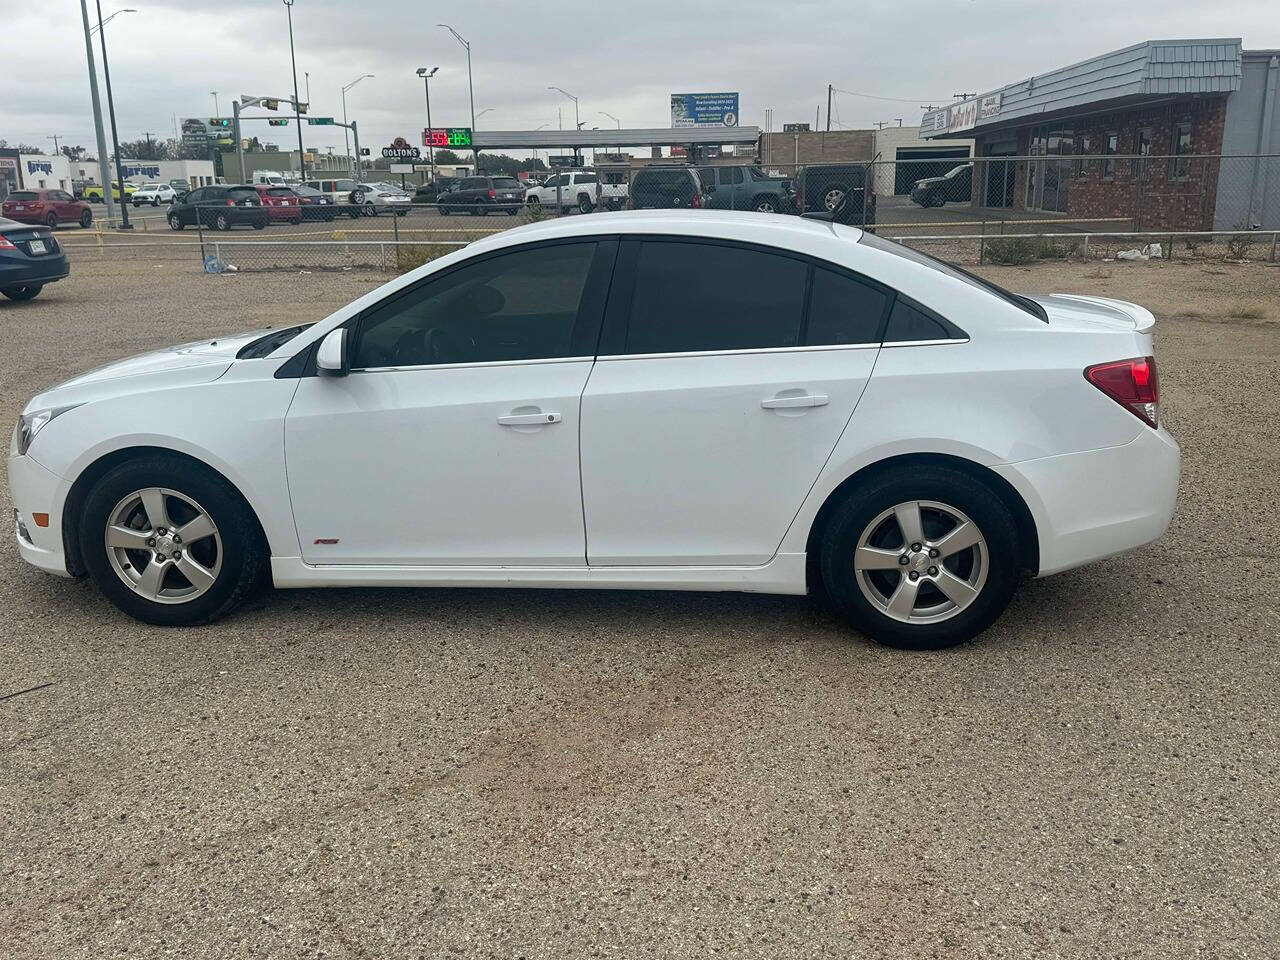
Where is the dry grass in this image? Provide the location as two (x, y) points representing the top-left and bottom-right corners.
(1227, 300), (1268, 320)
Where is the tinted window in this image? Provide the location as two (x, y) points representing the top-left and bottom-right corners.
(9, 192), (39, 201)
(724, 167), (744, 184)
(460, 178), (487, 189)
(492, 177), (520, 188)
(336, 180), (357, 191)
(622, 241), (807, 354)
(883, 299), (954, 342)
(228, 187), (258, 202)
(266, 187), (294, 197)
(632, 170), (696, 208)
(574, 173), (597, 185)
(354, 242), (598, 368)
(806, 268), (888, 346)
(186, 188), (205, 203)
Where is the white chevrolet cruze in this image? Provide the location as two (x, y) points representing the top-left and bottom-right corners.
(9, 211), (1180, 649)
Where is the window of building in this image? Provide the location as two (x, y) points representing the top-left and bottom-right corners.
(1102, 132), (1119, 180)
(1074, 134), (1092, 179)
(1170, 121), (1193, 180)
(1135, 126), (1153, 181)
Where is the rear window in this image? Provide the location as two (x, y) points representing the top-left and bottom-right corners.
(491, 177), (521, 188)
(857, 231), (1048, 323)
(8, 192), (39, 201)
(266, 188), (294, 197)
(228, 187), (259, 200)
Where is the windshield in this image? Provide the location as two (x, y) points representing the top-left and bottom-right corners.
(858, 231), (1048, 323)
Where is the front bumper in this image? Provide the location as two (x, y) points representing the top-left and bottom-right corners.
(994, 425), (1181, 577)
(8, 452), (73, 577)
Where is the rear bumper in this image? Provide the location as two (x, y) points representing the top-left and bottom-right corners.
(8, 453), (72, 577)
(2, 211), (45, 224)
(0, 255), (70, 287)
(994, 425), (1181, 577)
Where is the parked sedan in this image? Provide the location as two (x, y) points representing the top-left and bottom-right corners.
(910, 163), (973, 208)
(349, 184), (412, 217)
(1, 190), (93, 229)
(166, 185), (268, 231)
(291, 185), (337, 221)
(130, 183), (178, 207)
(8, 212), (1179, 650)
(0, 216), (70, 301)
(253, 185), (304, 224)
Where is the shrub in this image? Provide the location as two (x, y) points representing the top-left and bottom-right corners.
(1227, 301), (1266, 320)
(1225, 233), (1254, 261)
(985, 236), (1082, 265)
(395, 243), (457, 272)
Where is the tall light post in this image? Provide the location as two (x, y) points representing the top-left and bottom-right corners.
(549, 87), (579, 164)
(90, 7), (136, 34)
(95, 0), (131, 229)
(476, 107), (494, 121)
(211, 91), (219, 116)
(283, 0), (307, 180)
(415, 67), (438, 183)
(342, 73), (373, 179)
(599, 110), (621, 129)
(78, 0), (115, 221)
(437, 24), (478, 169)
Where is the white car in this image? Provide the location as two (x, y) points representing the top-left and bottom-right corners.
(351, 184), (412, 216)
(8, 211), (1179, 649)
(130, 183), (177, 207)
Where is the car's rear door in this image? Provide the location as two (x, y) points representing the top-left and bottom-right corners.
(579, 237), (888, 566)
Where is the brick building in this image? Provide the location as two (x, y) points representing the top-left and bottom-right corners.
(922, 39), (1280, 230)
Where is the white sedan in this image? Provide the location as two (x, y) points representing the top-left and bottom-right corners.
(8, 211), (1179, 649)
(130, 183), (177, 206)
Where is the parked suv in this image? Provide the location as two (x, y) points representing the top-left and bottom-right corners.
(695, 165), (794, 213)
(910, 162), (973, 207)
(302, 178), (361, 205)
(1, 190), (93, 229)
(626, 167), (705, 209)
(166, 185), (268, 231)
(131, 183), (177, 207)
(793, 163), (876, 225)
(438, 176), (524, 216)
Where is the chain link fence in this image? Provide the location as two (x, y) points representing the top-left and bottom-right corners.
(53, 153), (1279, 272)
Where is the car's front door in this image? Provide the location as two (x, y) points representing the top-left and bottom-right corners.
(285, 239), (616, 566)
(580, 238), (888, 566)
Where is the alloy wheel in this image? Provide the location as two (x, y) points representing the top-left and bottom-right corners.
(853, 500), (988, 624)
(823, 188), (846, 211)
(104, 487), (223, 605)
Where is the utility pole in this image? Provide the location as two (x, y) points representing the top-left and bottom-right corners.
(350, 120), (361, 180)
(78, 0), (116, 221)
(142, 131), (155, 159)
(305, 72), (310, 106)
(233, 100), (245, 182)
(284, 0), (307, 180)
(826, 84), (833, 133)
(212, 91), (220, 116)
(416, 68), (438, 182)
(952, 92), (976, 100)
(48, 134), (62, 155)
(95, 0), (130, 228)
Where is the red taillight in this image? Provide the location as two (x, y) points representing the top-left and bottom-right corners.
(0, 235), (17, 250)
(1085, 356), (1160, 427)
(488, 188), (496, 199)
(226, 198), (236, 206)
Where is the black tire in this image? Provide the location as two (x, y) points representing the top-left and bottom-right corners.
(215, 213), (231, 231)
(152, 198), (160, 206)
(819, 464), (1021, 650)
(252, 220), (266, 230)
(577, 194), (594, 214)
(752, 196), (778, 213)
(506, 208), (517, 216)
(2, 285), (43, 301)
(439, 205), (450, 216)
(79, 210), (93, 228)
(45, 212), (58, 229)
(168, 213), (184, 231)
(78, 455), (267, 626)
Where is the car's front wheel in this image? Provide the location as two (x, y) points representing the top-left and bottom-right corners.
(168, 212), (184, 231)
(819, 464), (1021, 650)
(79, 456), (266, 626)
(215, 213), (231, 231)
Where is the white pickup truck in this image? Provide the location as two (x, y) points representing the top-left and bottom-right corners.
(525, 170), (627, 213)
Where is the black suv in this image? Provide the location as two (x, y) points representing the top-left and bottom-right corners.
(626, 166), (706, 209)
(167, 185), (268, 231)
(437, 176), (524, 216)
(793, 163), (876, 226)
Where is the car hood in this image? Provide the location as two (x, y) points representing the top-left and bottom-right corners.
(1028, 294), (1156, 333)
(25, 329), (273, 412)
(912, 176), (947, 189)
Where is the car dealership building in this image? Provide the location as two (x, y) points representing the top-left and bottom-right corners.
(922, 39), (1280, 230)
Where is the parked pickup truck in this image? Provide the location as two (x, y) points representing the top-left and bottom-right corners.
(525, 170), (626, 213)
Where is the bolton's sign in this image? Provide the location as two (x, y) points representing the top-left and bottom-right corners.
(382, 137), (421, 160)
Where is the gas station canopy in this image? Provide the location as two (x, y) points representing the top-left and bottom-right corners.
(470, 127), (761, 150)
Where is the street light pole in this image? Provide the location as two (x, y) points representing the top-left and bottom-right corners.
(415, 67), (438, 183)
(77, 0), (116, 221)
(95, 0), (131, 229)
(212, 91), (219, 117)
(549, 87), (579, 162)
(283, 0), (307, 181)
(438, 24), (478, 169)
(599, 111), (621, 129)
(342, 73), (373, 180)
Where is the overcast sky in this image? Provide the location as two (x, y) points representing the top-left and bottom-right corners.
(3, 0), (1277, 157)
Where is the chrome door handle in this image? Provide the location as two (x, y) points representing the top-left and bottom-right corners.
(761, 394), (829, 409)
(498, 411), (561, 425)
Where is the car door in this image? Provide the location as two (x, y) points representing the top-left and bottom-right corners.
(580, 238), (888, 566)
(181, 187), (204, 225)
(285, 239), (617, 566)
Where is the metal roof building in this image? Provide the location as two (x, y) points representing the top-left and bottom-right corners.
(472, 127), (760, 151)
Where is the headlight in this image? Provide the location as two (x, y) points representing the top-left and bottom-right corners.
(14, 404), (82, 456)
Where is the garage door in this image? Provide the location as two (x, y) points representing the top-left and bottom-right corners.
(894, 148), (971, 195)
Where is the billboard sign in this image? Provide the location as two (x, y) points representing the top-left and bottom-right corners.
(423, 127), (473, 148)
(382, 137), (421, 160)
(947, 98), (979, 134)
(979, 93), (1003, 121)
(670, 92), (739, 128)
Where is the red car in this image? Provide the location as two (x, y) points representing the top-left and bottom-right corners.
(1, 189), (93, 229)
(252, 185), (303, 224)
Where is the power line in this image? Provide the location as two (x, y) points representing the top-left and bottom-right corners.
(832, 87), (948, 105)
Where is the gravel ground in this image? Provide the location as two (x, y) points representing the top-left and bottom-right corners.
(1, 257), (1278, 959)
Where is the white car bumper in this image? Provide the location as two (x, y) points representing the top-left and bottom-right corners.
(994, 425), (1181, 577)
(9, 452), (73, 577)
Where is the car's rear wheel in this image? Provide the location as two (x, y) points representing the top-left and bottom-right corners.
(168, 212), (183, 231)
(819, 464), (1021, 650)
(215, 213), (231, 231)
(79, 456), (267, 626)
(79, 210), (93, 228)
(2, 285), (43, 302)
(45, 212), (58, 228)
(578, 195), (594, 214)
(753, 196), (778, 213)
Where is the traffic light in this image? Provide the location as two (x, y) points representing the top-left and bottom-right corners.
(268, 118), (289, 126)
(264, 98), (279, 111)
(210, 117), (231, 128)
(295, 101), (308, 114)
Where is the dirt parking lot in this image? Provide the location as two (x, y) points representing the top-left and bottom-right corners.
(2, 255), (1278, 959)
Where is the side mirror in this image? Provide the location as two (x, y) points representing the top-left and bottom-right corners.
(316, 328), (350, 377)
